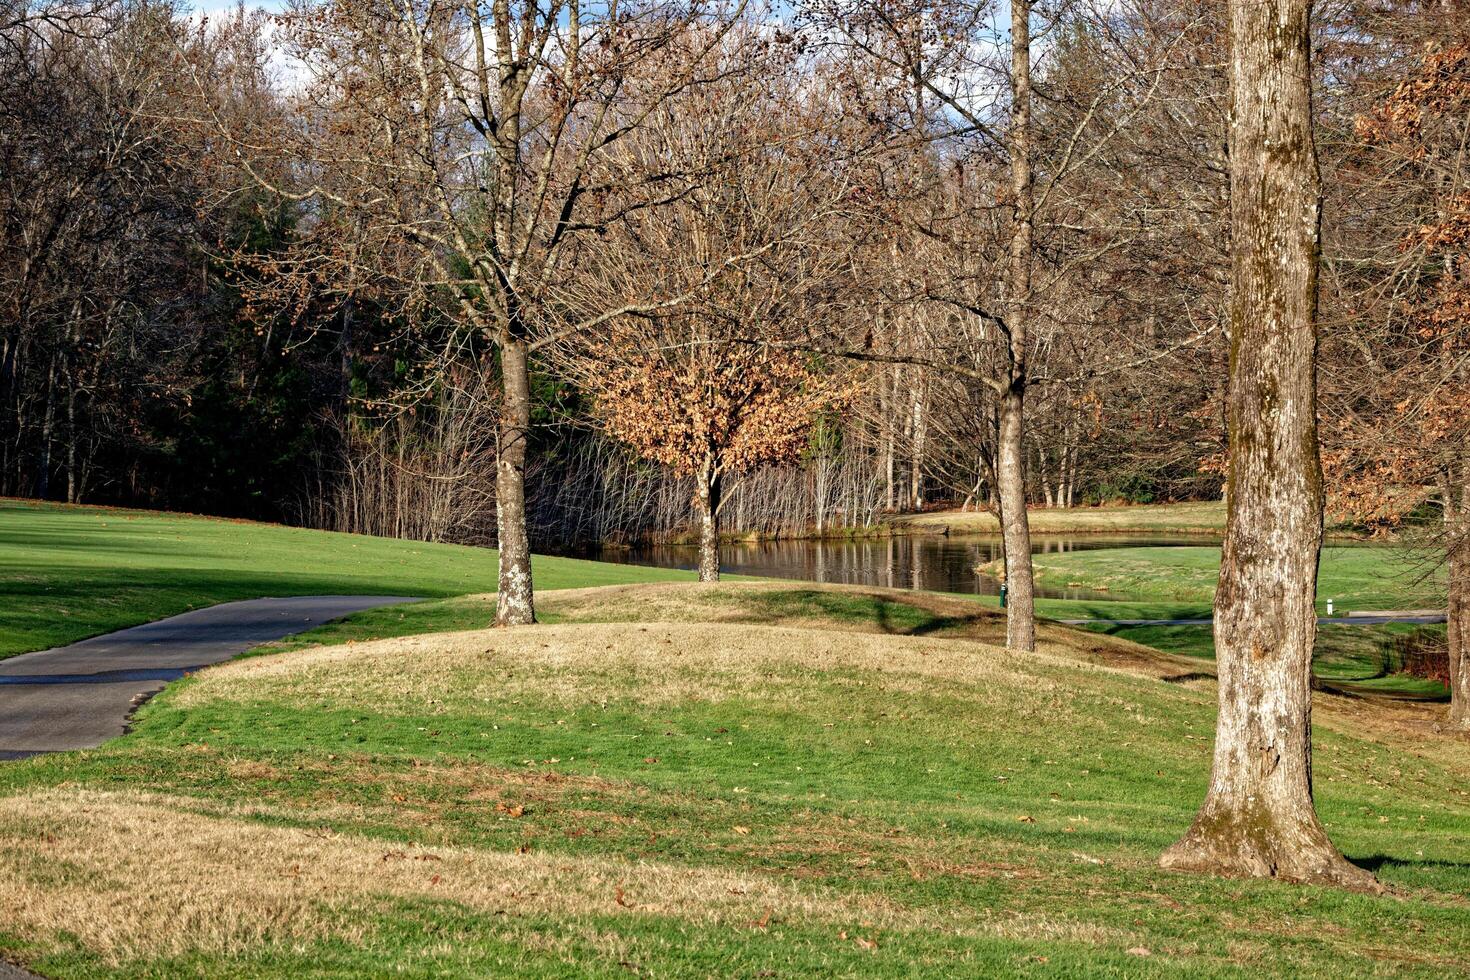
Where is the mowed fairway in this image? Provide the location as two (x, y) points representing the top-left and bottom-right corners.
(1024, 544), (1452, 699)
(0, 500), (689, 657)
(2, 582), (1468, 977)
(1026, 545), (1446, 611)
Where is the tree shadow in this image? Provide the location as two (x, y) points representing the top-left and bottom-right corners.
(1161, 671), (1215, 684)
(1350, 854), (1470, 874)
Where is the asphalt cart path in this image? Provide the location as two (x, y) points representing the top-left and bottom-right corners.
(0, 595), (419, 760)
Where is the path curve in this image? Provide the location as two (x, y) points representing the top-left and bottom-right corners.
(0, 595), (420, 760)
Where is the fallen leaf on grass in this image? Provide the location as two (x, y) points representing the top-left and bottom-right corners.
(1127, 947), (1152, 957)
(733, 826), (751, 835)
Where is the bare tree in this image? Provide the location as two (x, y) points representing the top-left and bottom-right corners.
(219, 0), (749, 624)
(1321, 6), (1470, 728)
(802, 0), (1180, 650)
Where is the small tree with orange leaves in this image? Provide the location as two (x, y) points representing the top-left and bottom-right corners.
(560, 33), (855, 580)
(594, 338), (840, 580)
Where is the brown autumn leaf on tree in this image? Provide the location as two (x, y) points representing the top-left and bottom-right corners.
(558, 25), (858, 583)
(1329, 23), (1470, 728)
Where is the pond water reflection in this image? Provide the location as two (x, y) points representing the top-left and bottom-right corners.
(576, 534), (1225, 601)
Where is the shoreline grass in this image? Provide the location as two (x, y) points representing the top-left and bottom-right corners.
(1020, 544), (1445, 612)
(889, 500), (1232, 536)
(889, 499), (1382, 540)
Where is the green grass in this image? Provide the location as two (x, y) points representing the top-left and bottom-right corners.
(1014, 544), (1445, 699)
(892, 500), (1379, 538)
(1083, 622), (1450, 700)
(1024, 545), (1445, 612)
(0, 499), (691, 657)
(2, 583), (1468, 977)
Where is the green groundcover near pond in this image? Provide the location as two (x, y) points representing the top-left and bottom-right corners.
(1020, 544), (1450, 698)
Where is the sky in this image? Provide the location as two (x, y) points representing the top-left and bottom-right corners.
(191, 0), (282, 15)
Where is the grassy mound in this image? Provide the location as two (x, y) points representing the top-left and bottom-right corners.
(2, 583), (1468, 977)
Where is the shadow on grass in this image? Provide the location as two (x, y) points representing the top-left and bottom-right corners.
(1351, 854), (1470, 874)
(747, 589), (994, 638)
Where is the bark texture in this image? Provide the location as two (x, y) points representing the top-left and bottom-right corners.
(1449, 532), (1469, 730)
(495, 339), (536, 626)
(997, 385), (1035, 650)
(696, 464), (721, 583)
(1000, 0), (1037, 653)
(1161, 0), (1377, 890)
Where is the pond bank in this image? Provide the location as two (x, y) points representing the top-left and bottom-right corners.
(616, 500), (1379, 548)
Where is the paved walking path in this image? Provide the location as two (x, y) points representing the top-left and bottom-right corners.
(1060, 613), (1448, 627)
(0, 595), (419, 760)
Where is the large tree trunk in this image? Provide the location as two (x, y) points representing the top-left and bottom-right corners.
(999, 0), (1036, 653)
(882, 364), (896, 512)
(1449, 513), (1469, 730)
(695, 459), (721, 583)
(1161, 0), (1377, 890)
(495, 339), (536, 626)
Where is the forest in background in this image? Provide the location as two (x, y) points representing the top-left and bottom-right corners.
(0, 0), (1463, 555)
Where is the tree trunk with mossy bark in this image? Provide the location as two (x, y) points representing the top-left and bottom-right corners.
(1161, 0), (1379, 891)
(997, 383), (1035, 650)
(695, 459), (721, 583)
(1449, 516), (1469, 730)
(495, 339), (535, 626)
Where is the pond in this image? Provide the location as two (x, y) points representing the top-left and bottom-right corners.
(573, 534), (1226, 601)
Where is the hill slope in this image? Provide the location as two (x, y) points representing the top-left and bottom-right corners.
(2, 583), (1467, 977)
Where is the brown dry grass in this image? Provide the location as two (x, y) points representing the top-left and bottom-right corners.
(173, 620), (1059, 713)
(536, 580), (1199, 679)
(0, 788), (1118, 964)
(887, 501), (1228, 535)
